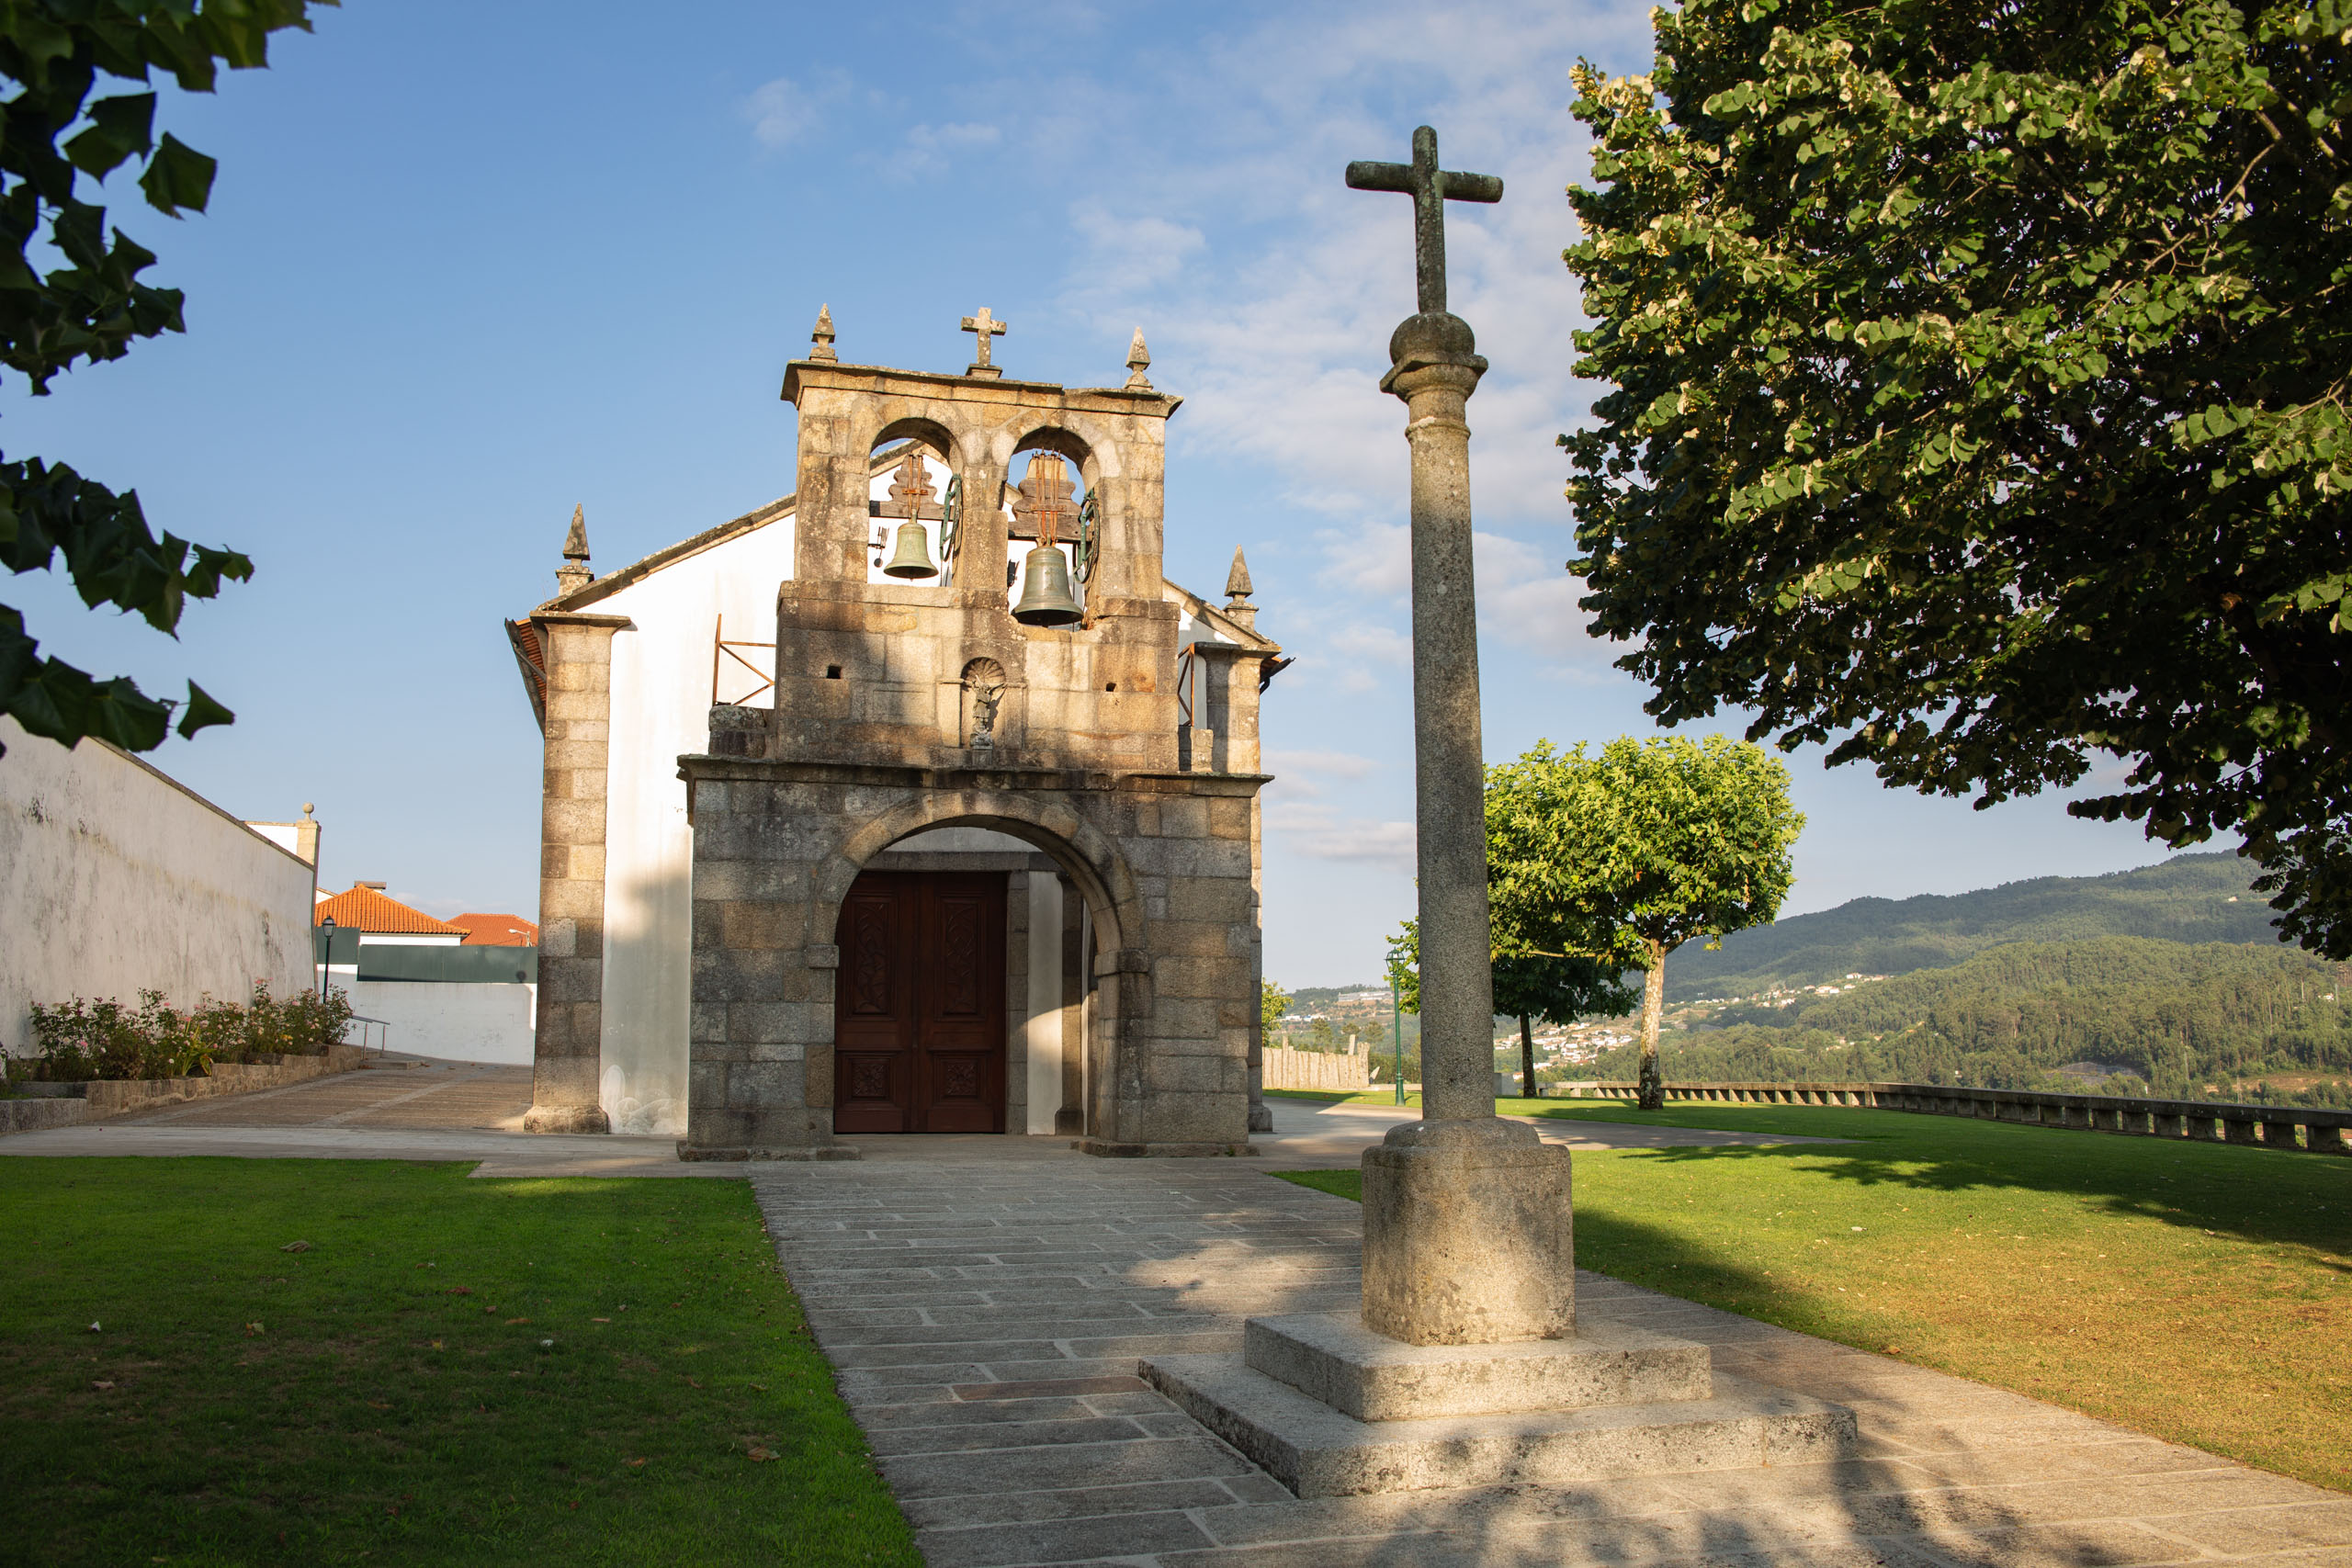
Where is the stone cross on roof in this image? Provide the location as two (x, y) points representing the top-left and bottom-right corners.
(961, 306), (1008, 378)
(1344, 125), (1503, 316)
(878, 451), (944, 522)
(1012, 456), (1079, 546)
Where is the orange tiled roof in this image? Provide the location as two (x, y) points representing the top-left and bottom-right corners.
(313, 884), (466, 936)
(447, 912), (539, 947)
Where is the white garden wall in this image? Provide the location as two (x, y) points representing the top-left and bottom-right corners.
(0, 716), (313, 1056)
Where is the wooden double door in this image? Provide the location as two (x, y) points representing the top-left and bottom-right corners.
(831, 871), (1007, 1134)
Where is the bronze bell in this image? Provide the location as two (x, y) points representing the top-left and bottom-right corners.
(1012, 545), (1082, 626)
(882, 521), (937, 579)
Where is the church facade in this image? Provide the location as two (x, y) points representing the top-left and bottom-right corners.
(505, 315), (1284, 1157)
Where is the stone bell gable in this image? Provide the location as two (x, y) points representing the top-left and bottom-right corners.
(756, 360), (1191, 773)
(509, 315), (1283, 1160)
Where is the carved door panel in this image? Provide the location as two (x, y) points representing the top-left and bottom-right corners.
(916, 876), (1005, 1133)
(831, 871), (1006, 1134)
(831, 877), (915, 1134)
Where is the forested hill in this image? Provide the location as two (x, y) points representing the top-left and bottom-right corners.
(1668, 852), (2279, 1000)
(1611, 937), (2352, 1105)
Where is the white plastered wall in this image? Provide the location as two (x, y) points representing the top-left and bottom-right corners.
(343, 980), (537, 1066)
(590, 515), (796, 1136)
(1024, 871), (1064, 1134)
(0, 715), (313, 1055)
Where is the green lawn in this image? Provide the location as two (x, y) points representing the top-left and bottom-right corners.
(0, 1159), (918, 1567)
(1276, 1098), (2352, 1492)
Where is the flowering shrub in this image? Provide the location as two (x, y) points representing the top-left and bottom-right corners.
(27, 984), (353, 1081)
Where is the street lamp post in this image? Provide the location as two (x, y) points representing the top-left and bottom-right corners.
(1390, 982), (1405, 1106)
(318, 916), (336, 1000)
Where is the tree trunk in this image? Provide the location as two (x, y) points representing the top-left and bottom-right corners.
(1520, 1014), (1536, 1100)
(1637, 941), (1667, 1111)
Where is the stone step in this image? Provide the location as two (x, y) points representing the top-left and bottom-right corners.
(1244, 1313), (1713, 1421)
(1141, 1353), (1855, 1498)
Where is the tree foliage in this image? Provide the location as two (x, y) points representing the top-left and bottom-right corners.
(1261, 979), (1290, 1043)
(0, 0), (324, 757)
(1490, 736), (1804, 1106)
(1563, 0), (2352, 956)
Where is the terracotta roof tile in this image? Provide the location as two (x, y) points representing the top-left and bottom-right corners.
(313, 885), (467, 936)
(447, 912), (539, 947)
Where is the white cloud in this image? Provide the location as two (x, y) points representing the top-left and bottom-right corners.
(1317, 520), (1410, 598)
(1472, 531), (1608, 662)
(893, 121), (1003, 180)
(1066, 205), (1206, 301)
(1263, 748), (1379, 780)
(744, 76), (830, 150)
(1037, 1), (1649, 531)
(1267, 799), (1416, 872)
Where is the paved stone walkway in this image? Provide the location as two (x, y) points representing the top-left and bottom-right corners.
(0, 1061), (725, 1176)
(755, 1145), (2350, 1568)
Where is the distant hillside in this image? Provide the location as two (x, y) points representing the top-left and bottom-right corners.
(1600, 936), (2352, 1105)
(1668, 852), (2280, 1001)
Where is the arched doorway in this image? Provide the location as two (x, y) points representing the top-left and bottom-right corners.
(819, 813), (1125, 1139)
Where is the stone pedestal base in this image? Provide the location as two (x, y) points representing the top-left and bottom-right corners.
(1241, 1313), (1710, 1421)
(523, 1103), (610, 1134)
(1142, 1349), (1853, 1497)
(1363, 1120), (1573, 1343)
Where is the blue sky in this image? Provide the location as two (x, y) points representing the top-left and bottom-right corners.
(6, 0), (2192, 986)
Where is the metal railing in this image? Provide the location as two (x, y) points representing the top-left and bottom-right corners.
(1557, 1079), (2351, 1153)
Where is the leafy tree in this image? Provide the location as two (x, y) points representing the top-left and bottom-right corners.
(1563, 0), (2352, 956)
(1388, 738), (1649, 1100)
(0, 0), (324, 758)
(1490, 736), (1803, 1109)
(1389, 917), (1634, 1099)
(1261, 979), (1289, 1045)
(1495, 956), (1634, 1099)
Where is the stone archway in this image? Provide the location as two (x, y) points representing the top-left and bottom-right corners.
(819, 803), (1138, 1142)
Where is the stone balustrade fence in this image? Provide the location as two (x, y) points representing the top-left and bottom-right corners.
(1557, 1079), (2350, 1154)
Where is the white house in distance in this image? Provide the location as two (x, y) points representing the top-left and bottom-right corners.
(313, 884), (538, 1065)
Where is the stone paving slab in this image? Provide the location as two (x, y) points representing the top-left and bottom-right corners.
(0, 1062), (737, 1176)
(751, 1145), (2347, 1568)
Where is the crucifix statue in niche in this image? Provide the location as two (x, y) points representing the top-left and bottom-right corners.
(962, 658), (1006, 750)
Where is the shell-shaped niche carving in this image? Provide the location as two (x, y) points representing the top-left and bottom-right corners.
(961, 659), (1007, 750)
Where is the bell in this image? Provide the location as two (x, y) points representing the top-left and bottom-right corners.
(881, 521), (937, 579)
(1012, 545), (1082, 626)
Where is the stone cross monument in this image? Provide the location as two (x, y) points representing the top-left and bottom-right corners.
(1137, 127), (1854, 1497)
(1344, 124), (1573, 1348)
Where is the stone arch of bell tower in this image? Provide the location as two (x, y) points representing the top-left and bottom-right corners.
(673, 329), (1276, 1160)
